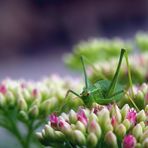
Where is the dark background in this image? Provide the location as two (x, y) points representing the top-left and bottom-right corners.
(0, 1), (148, 147)
(0, 0), (148, 80)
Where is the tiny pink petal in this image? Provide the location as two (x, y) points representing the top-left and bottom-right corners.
(58, 119), (70, 129)
(126, 108), (137, 125)
(49, 113), (59, 128)
(32, 88), (38, 97)
(77, 109), (88, 126)
(123, 134), (136, 148)
(111, 116), (117, 126)
(0, 84), (7, 94)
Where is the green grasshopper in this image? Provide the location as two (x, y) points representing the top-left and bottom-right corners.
(65, 49), (134, 107)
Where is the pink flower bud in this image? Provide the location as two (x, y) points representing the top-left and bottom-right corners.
(0, 84), (7, 94)
(77, 109), (88, 126)
(111, 116), (117, 127)
(123, 134), (137, 148)
(49, 113), (58, 128)
(126, 108), (137, 125)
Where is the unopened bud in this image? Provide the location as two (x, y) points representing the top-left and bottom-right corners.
(98, 108), (110, 126)
(141, 83), (148, 94)
(115, 124), (126, 139)
(145, 105), (148, 112)
(44, 125), (55, 139)
(135, 143), (142, 148)
(87, 120), (101, 139)
(0, 93), (6, 107)
(122, 119), (131, 130)
(6, 91), (15, 107)
(132, 124), (143, 140)
(17, 97), (27, 111)
(22, 89), (31, 103)
(54, 131), (65, 142)
(76, 121), (86, 133)
(87, 133), (98, 148)
(111, 104), (122, 123)
(140, 130), (148, 142)
(121, 104), (130, 119)
(28, 105), (39, 118)
(18, 110), (28, 121)
(104, 131), (118, 148)
(142, 138), (148, 148)
(73, 130), (86, 145)
(135, 91), (144, 109)
(61, 112), (69, 122)
(139, 121), (145, 131)
(36, 132), (44, 143)
(69, 109), (77, 124)
(137, 110), (146, 122)
(89, 112), (98, 122)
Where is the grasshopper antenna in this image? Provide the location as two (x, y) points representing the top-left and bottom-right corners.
(81, 56), (89, 88)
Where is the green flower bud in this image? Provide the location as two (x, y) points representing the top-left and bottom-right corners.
(61, 112), (69, 122)
(140, 130), (148, 142)
(135, 143), (142, 148)
(69, 109), (77, 124)
(139, 121), (145, 131)
(122, 119), (131, 130)
(42, 129), (46, 139)
(6, 91), (15, 107)
(89, 112), (98, 122)
(132, 124), (143, 140)
(145, 105), (148, 112)
(76, 121), (86, 133)
(36, 132), (44, 144)
(0, 93), (6, 107)
(87, 120), (101, 139)
(71, 124), (76, 130)
(44, 125), (55, 139)
(111, 104), (122, 123)
(104, 131), (118, 148)
(134, 91), (144, 109)
(54, 131), (66, 142)
(18, 110), (28, 121)
(40, 98), (57, 116)
(22, 89), (31, 103)
(121, 104), (130, 119)
(98, 108), (110, 126)
(142, 138), (148, 148)
(87, 133), (98, 148)
(140, 83), (148, 94)
(115, 124), (126, 139)
(28, 105), (39, 118)
(137, 110), (147, 122)
(17, 97), (27, 111)
(104, 122), (113, 134)
(73, 130), (86, 145)
(144, 126), (148, 132)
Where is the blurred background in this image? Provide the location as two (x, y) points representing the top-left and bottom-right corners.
(0, 0), (148, 80)
(0, 1), (148, 147)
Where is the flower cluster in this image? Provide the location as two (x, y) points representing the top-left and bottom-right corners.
(119, 83), (148, 110)
(37, 103), (148, 147)
(0, 75), (82, 148)
(64, 38), (132, 69)
(88, 53), (148, 85)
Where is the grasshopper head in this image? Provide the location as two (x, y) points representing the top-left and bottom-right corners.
(80, 88), (93, 107)
(80, 88), (90, 97)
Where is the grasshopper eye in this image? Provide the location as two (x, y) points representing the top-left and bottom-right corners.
(86, 92), (90, 96)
